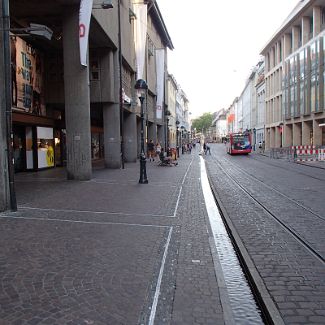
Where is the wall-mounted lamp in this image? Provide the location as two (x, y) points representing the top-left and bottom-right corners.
(4, 23), (53, 40)
(101, 0), (114, 9)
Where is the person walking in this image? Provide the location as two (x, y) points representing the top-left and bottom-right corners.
(156, 142), (162, 159)
(147, 139), (155, 162)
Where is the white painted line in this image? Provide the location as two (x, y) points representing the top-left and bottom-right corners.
(173, 157), (194, 217)
(18, 206), (172, 218)
(91, 179), (177, 187)
(148, 227), (173, 325)
(0, 215), (169, 228)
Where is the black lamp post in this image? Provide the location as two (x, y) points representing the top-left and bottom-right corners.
(181, 126), (185, 154)
(135, 79), (148, 184)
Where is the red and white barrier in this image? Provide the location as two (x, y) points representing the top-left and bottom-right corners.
(292, 145), (325, 162)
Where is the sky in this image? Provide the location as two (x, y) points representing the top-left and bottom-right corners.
(157, 0), (300, 118)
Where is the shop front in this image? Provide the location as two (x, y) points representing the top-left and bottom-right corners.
(11, 35), (65, 172)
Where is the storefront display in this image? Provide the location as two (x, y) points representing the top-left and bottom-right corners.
(37, 127), (54, 168)
(11, 36), (46, 115)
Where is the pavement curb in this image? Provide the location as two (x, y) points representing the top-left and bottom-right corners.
(205, 163), (286, 325)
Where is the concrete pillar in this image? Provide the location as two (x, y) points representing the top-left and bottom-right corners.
(283, 33), (291, 58)
(103, 103), (121, 168)
(275, 127), (282, 148)
(148, 123), (156, 144)
(283, 124), (293, 147)
(124, 112), (137, 162)
(292, 26), (300, 52)
(302, 17), (310, 45)
(293, 123), (302, 145)
(302, 121), (312, 145)
(270, 127), (275, 148)
(313, 119), (323, 146)
(265, 128), (271, 150)
(313, 7), (321, 37)
(103, 49), (120, 169)
(157, 124), (164, 148)
(63, 6), (91, 180)
(277, 41), (281, 63)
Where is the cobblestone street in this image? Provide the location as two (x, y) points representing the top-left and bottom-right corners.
(0, 146), (324, 324)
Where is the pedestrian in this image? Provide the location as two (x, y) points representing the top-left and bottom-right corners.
(147, 139), (155, 162)
(156, 142), (162, 158)
(206, 143), (211, 155)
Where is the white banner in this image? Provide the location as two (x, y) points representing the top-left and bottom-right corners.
(155, 49), (165, 120)
(133, 4), (147, 80)
(79, 0), (93, 66)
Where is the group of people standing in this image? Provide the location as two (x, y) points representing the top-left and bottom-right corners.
(147, 139), (162, 162)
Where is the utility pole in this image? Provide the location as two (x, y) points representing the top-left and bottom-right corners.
(0, 0), (17, 212)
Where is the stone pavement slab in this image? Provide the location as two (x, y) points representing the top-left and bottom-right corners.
(0, 152), (227, 325)
(205, 144), (325, 325)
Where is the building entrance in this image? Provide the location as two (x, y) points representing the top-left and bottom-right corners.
(13, 125), (26, 172)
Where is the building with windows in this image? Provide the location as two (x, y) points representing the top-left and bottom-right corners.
(0, 0), (175, 211)
(261, 0), (325, 148)
(212, 109), (227, 142)
(255, 61), (266, 147)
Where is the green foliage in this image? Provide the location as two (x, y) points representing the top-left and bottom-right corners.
(191, 112), (214, 133)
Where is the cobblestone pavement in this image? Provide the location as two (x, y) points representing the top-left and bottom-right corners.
(0, 151), (227, 325)
(205, 144), (325, 325)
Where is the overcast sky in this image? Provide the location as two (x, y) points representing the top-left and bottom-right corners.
(157, 0), (299, 118)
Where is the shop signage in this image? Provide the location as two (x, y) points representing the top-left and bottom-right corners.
(11, 36), (45, 115)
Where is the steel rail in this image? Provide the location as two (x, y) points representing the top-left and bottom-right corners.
(208, 158), (325, 265)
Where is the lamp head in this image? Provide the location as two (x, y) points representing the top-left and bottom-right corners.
(135, 79), (148, 100)
(135, 79), (148, 90)
(101, 0), (113, 9)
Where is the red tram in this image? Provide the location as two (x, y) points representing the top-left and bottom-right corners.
(226, 132), (252, 155)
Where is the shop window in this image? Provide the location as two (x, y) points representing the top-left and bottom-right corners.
(37, 127), (54, 168)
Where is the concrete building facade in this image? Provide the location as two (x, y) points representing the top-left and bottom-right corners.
(0, 0), (174, 211)
(261, 0), (325, 149)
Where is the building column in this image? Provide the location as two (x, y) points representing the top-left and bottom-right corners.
(292, 26), (300, 52)
(302, 17), (310, 46)
(63, 6), (91, 180)
(157, 124), (164, 147)
(283, 33), (291, 58)
(293, 122), (302, 145)
(103, 103), (120, 168)
(283, 124), (293, 147)
(265, 128), (271, 150)
(148, 123), (157, 144)
(124, 112), (137, 162)
(270, 127), (275, 148)
(302, 121), (312, 145)
(313, 7), (321, 37)
(275, 126), (282, 148)
(313, 119), (323, 146)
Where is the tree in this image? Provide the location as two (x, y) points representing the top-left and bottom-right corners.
(191, 112), (214, 134)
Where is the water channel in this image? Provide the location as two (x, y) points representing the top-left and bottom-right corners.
(200, 157), (264, 325)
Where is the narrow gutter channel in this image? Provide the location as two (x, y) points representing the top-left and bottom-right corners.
(200, 157), (265, 325)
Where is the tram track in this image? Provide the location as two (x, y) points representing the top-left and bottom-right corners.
(247, 154), (325, 182)
(208, 157), (325, 265)
(221, 156), (325, 222)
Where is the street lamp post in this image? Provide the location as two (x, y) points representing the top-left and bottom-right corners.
(1, 0), (17, 211)
(135, 79), (148, 184)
